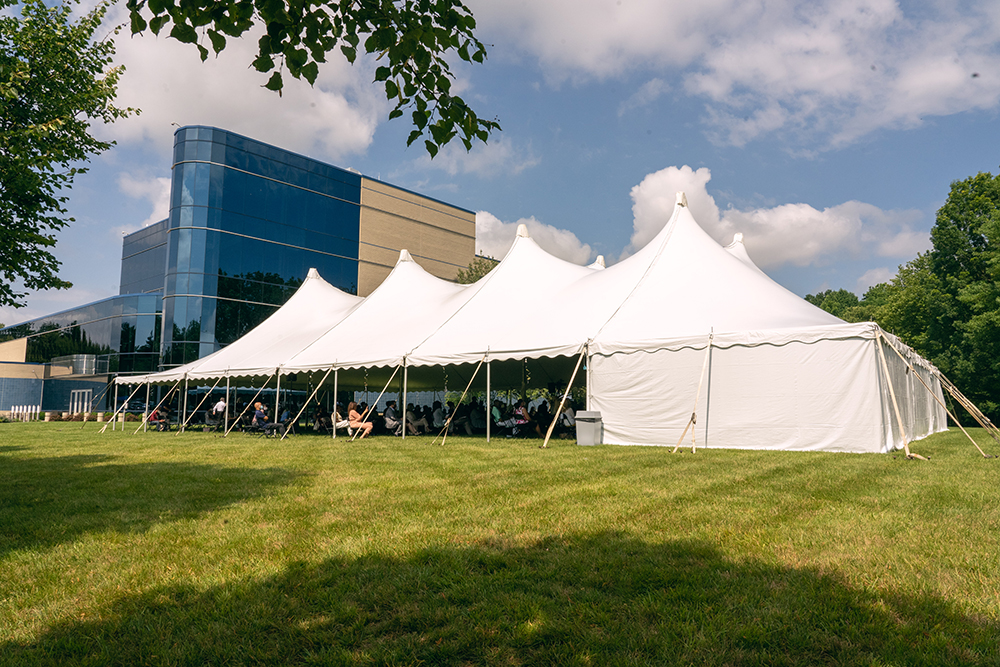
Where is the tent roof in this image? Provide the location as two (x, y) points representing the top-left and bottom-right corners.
(120, 193), (851, 385)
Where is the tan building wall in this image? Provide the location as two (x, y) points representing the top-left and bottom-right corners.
(357, 177), (475, 296)
(0, 337), (27, 363)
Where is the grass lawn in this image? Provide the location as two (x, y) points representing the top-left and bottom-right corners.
(0, 423), (998, 665)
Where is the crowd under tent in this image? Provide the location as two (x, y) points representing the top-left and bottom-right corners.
(117, 192), (952, 454)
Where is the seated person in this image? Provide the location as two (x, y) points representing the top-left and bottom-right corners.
(405, 403), (430, 434)
(383, 400), (403, 436)
(431, 400), (446, 430)
(447, 401), (473, 435)
(347, 401), (373, 438)
(149, 407), (168, 431)
(469, 400), (486, 432)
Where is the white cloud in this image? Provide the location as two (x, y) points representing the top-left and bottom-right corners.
(419, 137), (540, 178)
(117, 174), (171, 229)
(99, 7), (388, 161)
(618, 78), (669, 116)
(472, 0), (1000, 148)
(475, 211), (592, 264)
(856, 267), (896, 294)
(627, 165), (927, 269)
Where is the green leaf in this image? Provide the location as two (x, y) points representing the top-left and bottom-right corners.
(207, 29), (226, 54)
(168, 22), (198, 44)
(301, 61), (319, 85)
(149, 14), (169, 35)
(384, 79), (398, 98)
(388, 108), (403, 120)
(264, 71), (283, 92)
(374, 66), (391, 82)
(424, 140), (438, 158)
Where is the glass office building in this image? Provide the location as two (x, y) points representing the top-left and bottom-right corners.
(1, 126), (476, 397)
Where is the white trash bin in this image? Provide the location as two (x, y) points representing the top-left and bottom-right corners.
(575, 411), (603, 446)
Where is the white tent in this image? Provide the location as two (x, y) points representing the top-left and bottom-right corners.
(120, 193), (947, 453)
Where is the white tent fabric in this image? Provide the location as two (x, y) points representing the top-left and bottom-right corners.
(120, 193), (948, 453)
(125, 267), (362, 383)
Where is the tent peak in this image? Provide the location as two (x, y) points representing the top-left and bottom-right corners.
(590, 255), (606, 269)
(676, 191), (688, 207)
(516, 223), (530, 238)
(396, 249), (414, 264)
(306, 267), (321, 279)
(732, 233), (744, 244)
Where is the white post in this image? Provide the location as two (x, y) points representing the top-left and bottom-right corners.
(224, 376), (230, 435)
(275, 371), (281, 423)
(181, 377), (189, 433)
(486, 358), (491, 443)
(332, 368), (338, 439)
(112, 383), (119, 431)
(144, 382), (150, 433)
(402, 361), (408, 440)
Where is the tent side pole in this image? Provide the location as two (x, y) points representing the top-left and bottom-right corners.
(672, 332), (713, 454)
(875, 334), (916, 458)
(224, 376), (230, 436)
(112, 383), (119, 431)
(433, 356), (486, 446)
(101, 381), (146, 434)
(224, 374), (274, 437)
(332, 369), (338, 439)
(180, 377), (189, 433)
(177, 376), (223, 433)
(274, 372), (281, 423)
(486, 358), (491, 443)
(351, 364), (402, 441)
(542, 344), (588, 449)
(881, 331), (990, 457)
(402, 361), (408, 440)
(281, 366), (333, 441)
(144, 382), (150, 433)
(132, 379), (182, 434)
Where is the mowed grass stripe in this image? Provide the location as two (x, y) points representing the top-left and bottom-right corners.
(0, 423), (997, 665)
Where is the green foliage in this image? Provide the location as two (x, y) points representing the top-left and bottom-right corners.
(455, 254), (498, 284)
(0, 0), (136, 308)
(804, 288), (861, 321)
(852, 171), (1000, 419)
(126, 0), (501, 157)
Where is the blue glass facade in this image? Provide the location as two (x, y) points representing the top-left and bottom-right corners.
(0, 294), (162, 374)
(162, 126), (363, 367)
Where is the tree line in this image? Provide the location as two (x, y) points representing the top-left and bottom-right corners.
(806, 171), (1000, 420)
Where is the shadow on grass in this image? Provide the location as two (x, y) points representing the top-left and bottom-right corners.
(0, 453), (301, 556)
(4, 532), (996, 666)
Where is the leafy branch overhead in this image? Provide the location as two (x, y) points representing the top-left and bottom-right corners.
(126, 0), (501, 156)
(0, 0), (135, 308)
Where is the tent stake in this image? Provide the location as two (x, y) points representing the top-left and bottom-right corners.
(541, 344), (588, 449)
(433, 356), (487, 446)
(281, 367), (334, 441)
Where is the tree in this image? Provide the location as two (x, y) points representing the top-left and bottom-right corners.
(126, 0), (501, 157)
(455, 254), (498, 284)
(0, 0), (134, 308)
(858, 171), (1000, 418)
(804, 288), (860, 321)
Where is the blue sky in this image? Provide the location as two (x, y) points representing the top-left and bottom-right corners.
(4, 0), (1000, 326)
